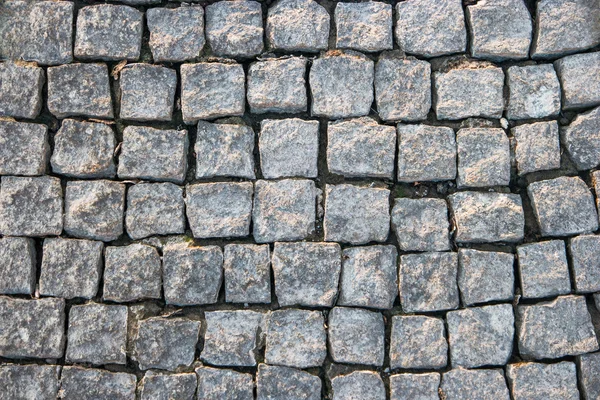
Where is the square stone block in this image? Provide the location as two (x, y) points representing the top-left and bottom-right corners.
(0, 61), (44, 119)
(457, 128), (510, 188)
(390, 373), (440, 400)
(0, 237), (36, 295)
(224, 244), (271, 304)
(517, 240), (571, 299)
(391, 197), (450, 252)
(561, 106), (600, 171)
(139, 371), (197, 400)
(119, 64), (177, 121)
(335, 2), (393, 52)
(506, 361), (579, 400)
(458, 249), (514, 306)
(266, 0), (329, 52)
(59, 367), (136, 400)
(507, 64), (561, 120)
(569, 234), (600, 293)
(390, 315), (447, 370)
(555, 51), (600, 110)
(578, 352), (600, 400)
(0, 364), (60, 400)
(0, 121), (48, 176)
(257, 364), (321, 400)
(440, 368), (510, 400)
(512, 121), (561, 175)
(147, 6), (205, 62)
(331, 371), (385, 400)
(196, 367), (253, 400)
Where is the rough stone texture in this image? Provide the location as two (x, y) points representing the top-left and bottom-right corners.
(331, 371), (386, 400)
(397, 124), (457, 182)
(440, 368), (510, 400)
(392, 197), (450, 252)
(448, 191), (525, 243)
(119, 64), (177, 121)
(456, 128), (510, 188)
(390, 315), (448, 370)
(554, 51), (600, 109)
(224, 244), (271, 304)
(181, 62), (245, 123)
(196, 367), (253, 400)
(259, 118), (319, 179)
(74, 5), (143, 61)
(47, 63), (113, 119)
(147, 6), (205, 62)
(139, 371), (197, 400)
(266, 0), (329, 52)
(0, 62), (44, 119)
(59, 367), (136, 400)
(0, 297), (65, 359)
(569, 234), (600, 293)
(125, 183), (185, 240)
(205, 1), (263, 58)
(310, 51), (374, 119)
(64, 180), (126, 242)
(253, 179), (317, 243)
(399, 252), (459, 313)
(517, 240), (571, 299)
(578, 351), (600, 400)
(507, 64), (561, 120)
(265, 309), (327, 369)
(506, 361), (579, 400)
(527, 176), (598, 237)
(0, 176), (63, 237)
(247, 57), (307, 114)
(0, 121), (49, 176)
(0, 364), (61, 400)
(389, 373), (440, 400)
(516, 295), (599, 359)
(561, 106), (600, 171)
(272, 242), (341, 307)
(0, 237), (35, 295)
(512, 121), (561, 175)
(51, 119), (116, 178)
(327, 117), (396, 179)
(256, 364), (321, 400)
(335, 2), (393, 52)
(458, 249), (514, 306)
(324, 184), (390, 245)
(337, 245), (398, 310)
(186, 182), (253, 239)
(39, 238), (103, 300)
(163, 244), (223, 306)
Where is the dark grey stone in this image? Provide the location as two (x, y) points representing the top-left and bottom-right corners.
(507, 64), (561, 120)
(390, 315), (447, 370)
(139, 371), (197, 400)
(331, 371), (385, 400)
(506, 361), (579, 400)
(391, 197), (451, 252)
(0, 62), (44, 119)
(458, 249), (514, 306)
(119, 64), (177, 121)
(440, 368), (510, 400)
(0, 121), (48, 176)
(561, 106), (600, 171)
(257, 364), (321, 400)
(147, 6), (205, 62)
(517, 240), (571, 299)
(512, 121), (561, 175)
(0, 364), (60, 400)
(569, 234), (600, 293)
(457, 128), (510, 188)
(266, 0), (329, 52)
(59, 366), (136, 400)
(578, 351), (600, 400)
(0, 237), (35, 295)
(335, 2), (393, 52)
(224, 244), (271, 304)
(196, 367), (253, 400)
(389, 373), (440, 400)
(555, 51), (600, 110)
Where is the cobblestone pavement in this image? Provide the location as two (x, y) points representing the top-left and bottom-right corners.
(0, 0), (599, 399)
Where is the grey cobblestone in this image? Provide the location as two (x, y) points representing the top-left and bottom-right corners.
(456, 127), (510, 188)
(139, 371), (197, 400)
(331, 371), (385, 400)
(196, 367), (253, 400)
(0, 121), (49, 176)
(512, 121), (561, 175)
(256, 364), (321, 400)
(147, 6), (205, 62)
(266, 0), (329, 52)
(223, 244), (271, 304)
(334, 2), (393, 52)
(0, 62), (44, 119)
(507, 64), (561, 120)
(390, 373), (440, 400)
(517, 240), (571, 299)
(555, 51), (600, 110)
(457, 249), (514, 306)
(506, 361), (579, 400)
(392, 197), (450, 252)
(0, 364), (60, 400)
(390, 315), (447, 370)
(0, 237), (36, 295)
(59, 367), (136, 400)
(561, 106), (600, 171)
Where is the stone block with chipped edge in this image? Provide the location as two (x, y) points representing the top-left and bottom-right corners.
(561, 106), (600, 171)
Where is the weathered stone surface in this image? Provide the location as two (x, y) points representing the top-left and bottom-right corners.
(528, 176), (598, 237)
(64, 180), (125, 242)
(0, 62), (44, 119)
(569, 234), (600, 293)
(0, 176), (63, 237)
(74, 5), (143, 61)
(390, 315), (448, 370)
(516, 295), (599, 359)
(266, 0), (329, 52)
(272, 242), (341, 307)
(512, 121), (561, 175)
(39, 238), (103, 300)
(337, 245), (398, 310)
(507, 64), (561, 120)
(247, 57), (307, 114)
(331, 371), (385, 400)
(310, 51), (374, 119)
(186, 182), (253, 239)
(0, 237), (35, 295)
(139, 371), (197, 400)
(392, 198), (450, 252)
(47, 63), (113, 119)
(397, 124), (457, 182)
(0, 297), (65, 359)
(458, 249), (514, 306)
(147, 6), (205, 62)
(440, 368), (510, 400)
(257, 364), (321, 400)
(555, 51), (600, 110)
(119, 64), (177, 121)
(0, 121), (48, 176)
(335, 2), (393, 52)
(506, 361), (579, 400)
(259, 118), (319, 179)
(399, 252), (459, 313)
(457, 128), (510, 187)
(205, 1), (263, 58)
(390, 373), (440, 400)
(0, 364), (60, 400)
(517, 240), (571, 299)
(265, 309), (326, 368)
(448, 191), (525, 243)
(561, 106), (600, 171)
(59, 367), (136, 400)
(196, 367), (253, 400)
(224, 244), (271, 304)
(578, 351), (600, 400)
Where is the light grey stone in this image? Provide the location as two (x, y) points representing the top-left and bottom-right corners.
(0, 61), (44, 119)
(507, 64), (561, 120)
(147, 6), (205, 62)
(119, 64), (177, 121)
(512, 121), (561, 175)
(578, 352), (600, 400)
(139, 371), (197, 400)
(257, 364), (321, 400)
(555, 51), (600, 110)
(458, 249), (514, 306)
(517, 240), (571, 299)
(390, 373), (440, 400)
(196, 367), (253, 400)
(561, 106), (600, 171)
(266, 0), (329, 52)
(440, 368), (510, 400)
(392, 198), (450, 252)
(0, 364), (60, 400)
(390, 315), (447, 370)
(335, 2), (393, 52)
(0, 121), (48, 176)
(0, 237), (35, 295)
(224, 244), (271, 304)
(456, 127), (510, 188)
(569, 234), (600, 293)
(59, 367), (136, 400)
(506, 361), (579, 400)
(331, 371), (385, 400)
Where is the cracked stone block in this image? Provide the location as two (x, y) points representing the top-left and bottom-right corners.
(59, 367), (136, 400)
(390, 373), (440, 400)
(195, 121), (255, 179)
(265, 309), (326, 368)
(569, 234), (600, 293)
(310, 51), (374, 119)
(74, 5), (143, 61)
(181, 62), (245, 123)
(395, 0), (466, 57)
(375, 55), (431, 122)
(458, 249), (514, 306)
(324, 184), (390, 245)
(119, 64), (177, 121)
(266, 0), (329, 52)
(327, 117), (396, 179)
(64, 180), (125, 242)
(440, 368), (510, 400)
(0, 297), (65, 359)
(163, 243), (223, 306)
(449, 191), (525, 243)
(331, 371), (385, 400)
(126, 183), (185, 240)
(517, 240), (571, 299)
(133, 317), (201, 371)
(201, 310), (264, 367)
(397, 124), (457, 182)
(39, 238), (103, 300)
(272, 242), (341, 307)
(392, 198), (450, 252)
(51, 119), (116, 178)
(196, 367), (253, 400)
(186, 182), (253, 239)
(512, 121), (561, 175)
(224, 244), (271, 304)
(555, 51), (600, 110)
(103, 244), (162, 302)
(561, 106), (600, 171)
(47, 63), (113, 119)
(66, 303), (127, 365)
(399, 252), (459, 313)
(0, 176), (63, 237)
(0, 0), (73, 65)
(259, 119), (319, 179)
(253, 179), (317, 243)
(516, 295), (599, 359)
(147, 6), (205, 62)
(335, 2), (393, 52)
(0, 121), (48, 176)
(507, 64), (561, 120)
(531, 0), (600, 58)
(139, 371), (197, 400)
(466, 0), (532, 61)
(0, 62), (44, 119)
(247, 57), (307, 114)
(528, 176), (598, 237)
(0, 364), (60, 400)
(118, 126), (188, 183)
(257, 364), (321, 400)
(578, 352), (600, 400)
(506, 361), (579, 400)
(457, 128), (510, 188)
(0, 237), (35, 295)
(390, 315), (448, 370)
(337, 245), (398, 310)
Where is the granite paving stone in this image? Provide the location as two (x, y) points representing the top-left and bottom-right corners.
(389, 373), (440, 400)
(517, 240), (571, 299)
(457, 249), (514, 306)
(561, 106), (600, 171)
(554, 51), (600, 110)
(0, 237), (36, 295)
(119, 64), (177, 121)
(223, 244), (271, 304)
(506, 361), (579, 400)
(138, 371), (197, 400)
(0, 364), (61, 400)
(266, 0), (329, 52)
(569, 234), (600, 293)
(147, 6), (205, 62)
(256, 364), (321, 400)
(440, 368), (510, 400)
(578, 352), (600, 400)
(0, 121), (49, 176)
(512, 121), (561, 175)
(331, 371), (386, 400)
(391, 197), (451, 252)
(390, 315), (448, 370)
(196, 367), (253, 400)
(59, 367), (135, 400)
(334, 2), (393, 52)
(0, 61), (44, 119)
(507, 64), (562, 120)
